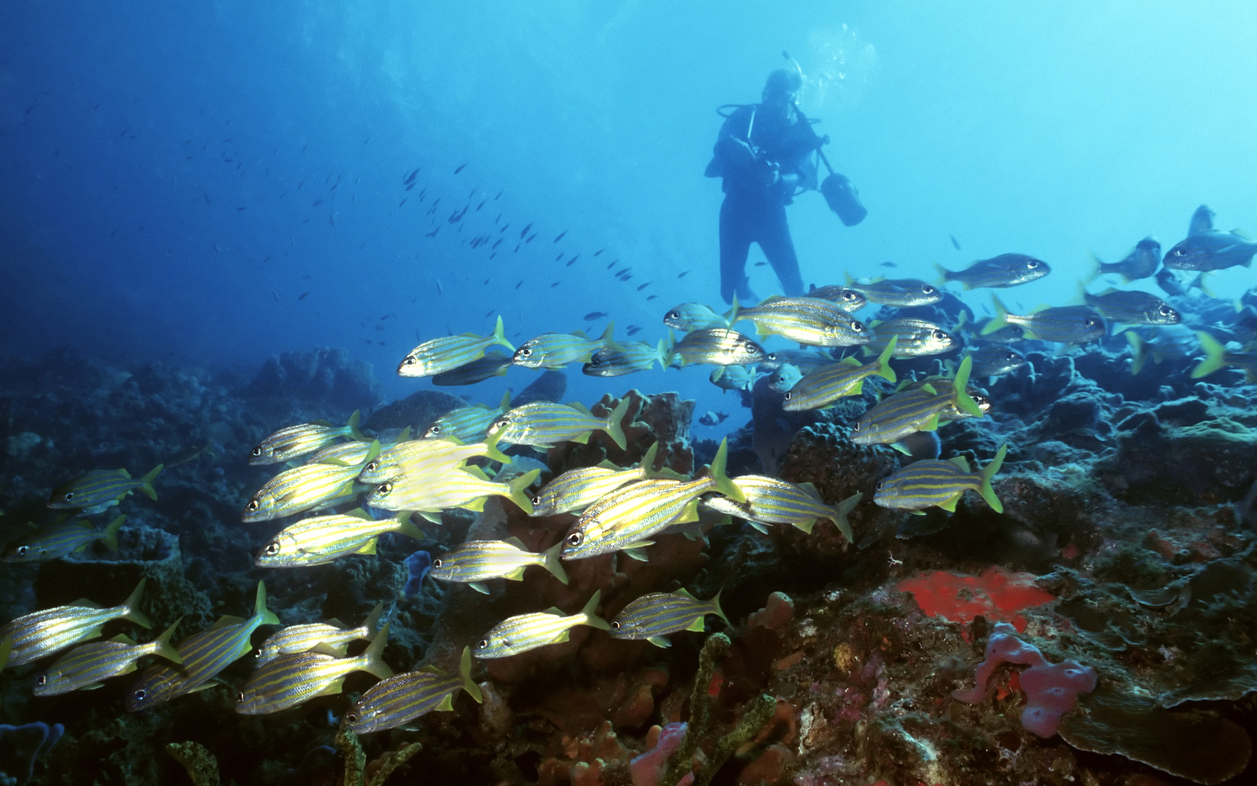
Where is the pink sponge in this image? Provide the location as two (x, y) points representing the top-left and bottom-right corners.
(952, 622), (1097, 738)
(630, 723), (693, 786)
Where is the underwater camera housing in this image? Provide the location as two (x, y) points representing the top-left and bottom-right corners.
(821, 170), (867, 227)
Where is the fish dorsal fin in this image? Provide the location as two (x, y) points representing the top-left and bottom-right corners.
(948, 456), (971, 472)
(309, 643), (341, 657)
(211, 615), (246, 629)
(920, 383), (937, 395)
(797, 481), (823, 500)
(840, 356), (861, 366)
(71, 599), (102, 609)
(541, 606), (563, 616)
(569, 402), (594, 417)
(109, 633), (137, 644)
(502, 537), (526, 550)
(676, 588), (697, 600)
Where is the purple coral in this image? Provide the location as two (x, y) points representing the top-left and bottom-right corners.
(952, 621), (1097, 738)
(630, 722), (693, 786)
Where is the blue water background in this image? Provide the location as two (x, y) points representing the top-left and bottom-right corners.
(2, 1), (1255, 424)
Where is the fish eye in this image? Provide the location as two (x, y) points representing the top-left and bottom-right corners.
(245, 500), (260, 512)
(264, 541), (280, 556)
(1159, 305), (1174, 316)
(517, 347), (531, 357)
(250, 446), (263, 457)
(237, 691), (245, 703)
(852, 322), (866, 333)
(1173, 248), (1186, 257)
(432, 558), (443, 568)
(875, 480), (884, 491)
(477, 639), (489, 649)
(377, 484), (393, 496)
(1085, 318), (1100, 328)
(402, 356), (417, 366)
(566, 532), (582, 547)
(16, 546), (27, 556)
(766, 352), (779, 362)
(1026, 260), (1040, 268)
(922, 286), (937, 295)
(63, 492), (74, 502)
(852, 422), (862, 432)
(133, 689), (146, 702)
(932, 330), (948, 341)
(783, 391), (793, 401)
(35, 674), (46, 686)
(611, 621), (621, 630)
(345, 712), (358, 723)
(428, 425), (441, 435)
(365, 460), (379, 472)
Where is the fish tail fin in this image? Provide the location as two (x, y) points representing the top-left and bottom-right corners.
(542, 540), (569, 585)
(491, 315), (515, 352)
(981, 295), (1009, 335)
(361, 622), (394, 680)
(600, 321), (615, 345)
(121, 578), (152, 629)
(978, 445), (1007, 514)
(254, 580), (280, 626)
(951, 355), (983, 417)
(139, 464), (164, 501)
(1126, 332), (1146, 375)
(153, 617), (184, 665)
(874, 336), (898, 382)
(830, 491), (860, 543)
(345, 410), (365, 440)
(507, 469), (541, 515)
(497, 390), (512, 412)
(1193, 272), (1216, 299)
(363, 602), (386, 634)
(707, 439), (746, 503)
(1074, 280), (1089, 307)
(726, 293), (741, 326)
(639, 442), (660, 476)
(580, 589), (612, 631)
(933, 262), (952, 287)
(1085, 252), (1103, 283)
(1192, 332), (1228, 379)
(710, 587), (732, 628)
(394, 512), (426, 542)
(459, 646), (483, 703)
(101, 515), (125, 552)
(603, 398), (630, 450)
(483, 428), (511, 464)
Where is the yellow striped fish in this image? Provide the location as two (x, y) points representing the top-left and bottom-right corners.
(47, 464), (163, 514)
(255, 510), (425, 567)
(3, 514), (125, 563)
(367, 468), (539, 516)
(0, 578), (150, 671)
(663, 302), (729, 332)
(307, 438), (379, 467)
(398, 316), (514, 377)
(33, 618), (182, 696)
(851, 355), (982, 447)
(513, 322), (615, 369)
(236, 623), (393, 715)
(670, 328), (765, 367)
(731, 295), (869, 347)
(843, 275), (943, 307)
(490, 398), (629, 450)
(609, 589), (729, 648)
(256, 603), (384, 664)
(864, 318), (956, 358)
(423, 391), (511, 442)
(343, 646), (482, 734)
(474, 591), (610, 659)
(530, 443), (670, 516)
(783, 337), (897, 412)
(242, 443), (379, 523)
(583, 340), (670, 377)
(560, 440), (745, 562)
(358, 433), (509, 485)
(703, 476), (861, 541)
(249, 411), (364, 465)
(126, 581), (279, 712)
(874, 445), (1007, 513)
(429, 538), (568, 594)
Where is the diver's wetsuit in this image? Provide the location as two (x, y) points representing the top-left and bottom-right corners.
(706, 104), (820, 304)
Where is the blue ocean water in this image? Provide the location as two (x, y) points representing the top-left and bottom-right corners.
(3, 1), (1257, 783)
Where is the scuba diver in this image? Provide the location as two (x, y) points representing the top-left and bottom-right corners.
(706, 68), (823, 305)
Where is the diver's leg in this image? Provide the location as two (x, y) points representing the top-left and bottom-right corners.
(719, 197), (757, 304)
(760, 204), (805, 296)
